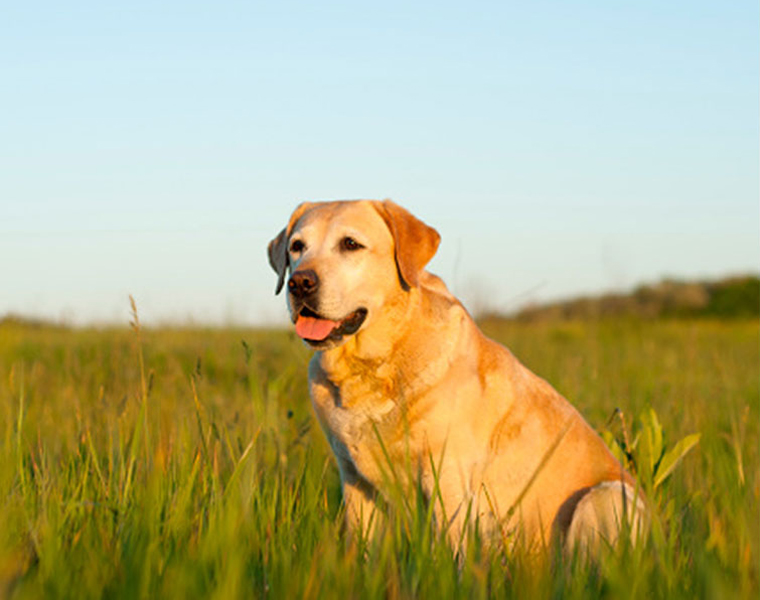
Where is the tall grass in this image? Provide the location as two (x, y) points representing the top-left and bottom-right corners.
(0, 317), (757, 598)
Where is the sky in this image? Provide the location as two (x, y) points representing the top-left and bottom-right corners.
(2, 0), (757, 326)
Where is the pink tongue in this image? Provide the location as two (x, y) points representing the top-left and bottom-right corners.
(295, 315), (339, 341)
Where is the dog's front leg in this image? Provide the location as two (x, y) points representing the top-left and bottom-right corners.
(342, 479), (378, 541)
(337, 458), (379, 543)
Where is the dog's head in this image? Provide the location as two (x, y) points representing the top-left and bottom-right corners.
(268, 200), (440, 349)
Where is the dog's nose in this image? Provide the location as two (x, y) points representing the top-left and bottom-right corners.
(288, 269), (319, 298)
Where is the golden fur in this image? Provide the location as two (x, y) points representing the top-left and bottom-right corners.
(269, 199), (645, 552)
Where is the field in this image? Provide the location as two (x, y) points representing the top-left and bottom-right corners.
(0, 316), (757, 598)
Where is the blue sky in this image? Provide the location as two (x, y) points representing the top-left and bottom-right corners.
(2, 1), (757, 325)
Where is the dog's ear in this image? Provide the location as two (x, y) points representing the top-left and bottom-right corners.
(267, 228), (289, 295)
(375, 199), (440, 289)
(267, 202), (313, 294)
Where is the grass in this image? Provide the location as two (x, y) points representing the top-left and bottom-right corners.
(0, 316), (757, 598)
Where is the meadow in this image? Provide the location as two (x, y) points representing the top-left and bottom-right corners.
(0, 314), (757, 598)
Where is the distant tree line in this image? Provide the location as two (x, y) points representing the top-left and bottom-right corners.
(3, 275), (758, 328)
(511, 275), (760, 322)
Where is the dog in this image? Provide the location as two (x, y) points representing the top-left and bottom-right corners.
(268, 199), (646, 553)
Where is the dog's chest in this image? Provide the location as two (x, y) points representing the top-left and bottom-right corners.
(310, 371), (406, 480)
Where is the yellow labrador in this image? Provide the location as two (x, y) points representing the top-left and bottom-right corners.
(268, 199), (645, 552)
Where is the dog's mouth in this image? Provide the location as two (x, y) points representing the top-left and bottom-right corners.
(294, 306), (368, 346)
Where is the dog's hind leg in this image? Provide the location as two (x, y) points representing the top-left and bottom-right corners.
(563, 481), (647, 555)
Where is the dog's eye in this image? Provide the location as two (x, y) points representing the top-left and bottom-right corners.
(290, 239), (305, 253)
(341, 237), (363, 252)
